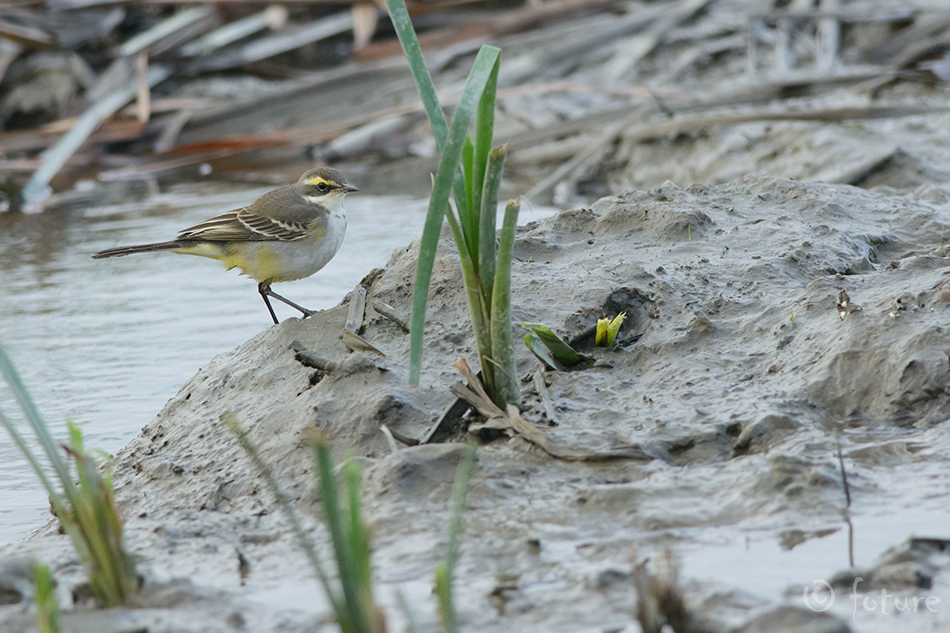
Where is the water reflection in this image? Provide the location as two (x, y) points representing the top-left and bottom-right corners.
(0, 206), (75, 275)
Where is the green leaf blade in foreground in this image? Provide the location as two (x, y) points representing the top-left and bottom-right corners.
(0, 344), (138, 606)
(314, 442), (365, 633)
(408, 44), (501, 386)
(223, 415), (357, 625)
(63, 422), (138, 607)
(34, 564), (59, 633)
(436, 445), (477, 633)
(0, 407), (63, 512)
(0, 343), (77, 499)
(343, 457), (378, 630)
(443, 205), (494, 396)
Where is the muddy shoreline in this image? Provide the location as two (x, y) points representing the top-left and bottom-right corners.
(4, 1), (950, 628)
(2, 175), (948, 632)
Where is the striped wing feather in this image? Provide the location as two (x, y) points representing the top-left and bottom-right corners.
(177, 183), (324, 242)
(178, 209), (308, 243)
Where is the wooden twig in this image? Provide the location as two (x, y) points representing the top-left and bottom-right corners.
(97, 149), (233, 181)
(351, 2), (378, 51)
(452, 359), (650, 462)
(134, 53), (151, 124)
(599, 0), (714, 83)
(524, 107), (646, 201)
(868, 10), (950, 64)
(816, 0), (840, 74)
(382, 424), (419, 447)
(372, 300), (410, 333)
(194, 12), (354, 72)
(290, 340), (338, 371)
(421, 397), (472, 445)
(180, 6), (288, 57)
(0, 16), (55, 50)
(379, 424), (400, 454)
(153, 110), (194, 154)
(341, 329), (386, 356)
(0, 39), (23, 87)
(115, 6), (216, 57)
(20, 64), (173, 207)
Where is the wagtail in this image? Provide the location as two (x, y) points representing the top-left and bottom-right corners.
(93, 168), (357, 324)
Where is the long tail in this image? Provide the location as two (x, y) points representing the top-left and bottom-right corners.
(92, 241), (191, 259)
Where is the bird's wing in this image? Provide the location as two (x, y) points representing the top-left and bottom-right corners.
(177, 207), (309, 242)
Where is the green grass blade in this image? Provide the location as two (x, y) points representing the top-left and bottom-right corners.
(472, 55), (499, 244)
(459, 137), (479, 259)
(434, 563), (453, 632)
(343, 457), (377, 630)
(446, 206), (495, 393)
(222, 414), (345, 618)
(446, 445), (476, 574)
(471, 60), (500, 315)
(384, 0), (447, 148)
(435, 445), (477, 633)
(408, 45), (501, 386)
(0, 407), (64, 510)
(408, 194), (449, 387)
(384, 0), (467, 215)
(387, 0), (501, 387)
(34, 564), (59, 633)
(0, 343), (77, 499)
(478, 145), (507, 308)
(64, 424), (137, 606)
(314, 442), (365, 633)
(1, 344), (136, 607)
(462, 136), (475, 217)
(345, 460), (369, 589)
(489, 198), (520, 407)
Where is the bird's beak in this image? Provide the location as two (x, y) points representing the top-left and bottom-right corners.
(342, 184), (359, 193)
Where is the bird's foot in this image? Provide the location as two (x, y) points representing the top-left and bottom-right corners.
(258, 283), (316, 323)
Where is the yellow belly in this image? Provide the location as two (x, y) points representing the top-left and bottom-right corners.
(174, 224), (345, 285)
(220, 245), (286, 283)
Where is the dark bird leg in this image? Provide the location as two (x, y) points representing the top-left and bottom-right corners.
(258, 283), (280, 324)
(258, 283), (315, 324)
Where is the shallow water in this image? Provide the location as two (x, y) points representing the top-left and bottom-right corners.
(0, 184), (553, 542)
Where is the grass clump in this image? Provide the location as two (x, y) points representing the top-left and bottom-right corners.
(34, 563), (59, 633)
(226, 413), (478, 633)
(224, 414), (382, 633)
(386, 0), (522, 408)
(0, 343), (137, 607)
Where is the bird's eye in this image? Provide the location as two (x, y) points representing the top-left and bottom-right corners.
(316, 182), (329, 193)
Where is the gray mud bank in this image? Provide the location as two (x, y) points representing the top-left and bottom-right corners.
(2, 175), (949, 632)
